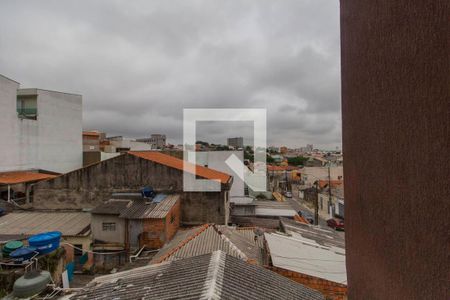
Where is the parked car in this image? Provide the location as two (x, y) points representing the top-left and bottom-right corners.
(327, 218), (345, 231)
(298, 210), (314, 224)
(284, 191), (292, 198)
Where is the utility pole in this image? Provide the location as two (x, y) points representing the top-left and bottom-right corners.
(314, 181), (319, 225)
(328, 161), (332, 218)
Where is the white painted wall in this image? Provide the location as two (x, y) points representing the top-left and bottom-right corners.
(196, 151), (245, 198)
(301, 166), (344, 186)
(109, 138), (153, 151)
(0, 75), (82, 173)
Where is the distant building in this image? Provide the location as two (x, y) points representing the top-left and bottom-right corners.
(136, 134), (166, 149)
(319, 188), (345, 218)
(83, 131), (101, 166)
(106, 136), (153, 152)
(227, 137), (244, 149)
(300, 166), (344, 187)
(195, 151), (245, 198)
(32, 151), (233, 225)
(0, 74), (82, 173)
(91, 194), (180, 251)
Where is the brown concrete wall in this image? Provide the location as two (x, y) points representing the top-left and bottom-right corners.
(340, 1), (449, 299)
(33, 153), (228, 224)
(83, 151), (101, 166)
(268, 266), (347, 300)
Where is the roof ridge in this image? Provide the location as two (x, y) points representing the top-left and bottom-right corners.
(202, 250), (225, 300)
(153, 224), (211, 263)
(213, 225), (249, 261)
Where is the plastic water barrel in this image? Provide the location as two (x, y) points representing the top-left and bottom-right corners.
(141, 186), (155, 198)
(28, 231), (62, 254)
(10, 246), (37, 264)
(13, 270), (51, 298)
(2, 240), (23, 257)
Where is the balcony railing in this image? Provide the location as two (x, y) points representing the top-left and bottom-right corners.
(17, 108), (38, 119)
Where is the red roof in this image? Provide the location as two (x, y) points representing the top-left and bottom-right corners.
(82, 131), (100, 137)
(0, 171), (57, 185)
(128, 151), (232, 184)
(267, 165), (300, 172)
(318, 180), (343, 189)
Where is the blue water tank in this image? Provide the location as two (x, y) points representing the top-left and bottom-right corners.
(141, 186), (155, 198)
(10, 247), (37, 264)
(28, 231), (61, 255)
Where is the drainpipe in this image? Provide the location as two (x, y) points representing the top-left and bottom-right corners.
(26, 183), (36, 204)
(7, 185), (11, 203)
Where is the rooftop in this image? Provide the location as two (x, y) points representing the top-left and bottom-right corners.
(318, 179), (343, 189)
(91, 200), (132, 215)
(119, 194), (179, 219)
(82, 131), (100, 137)
(265, 232), (347, 285)
(0, 171), (57, 185)
(70, 251), (324, 300)
(280, 217), (345, 249)
(151, 224), (265, 265)
(128, 151), (232, 184)
(254, 201), (298, 217)
(0, 211), (90, 239)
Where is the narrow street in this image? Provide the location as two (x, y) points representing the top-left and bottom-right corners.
(286, 185), (345, 238)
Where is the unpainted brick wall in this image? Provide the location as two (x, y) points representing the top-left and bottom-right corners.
(268, 266), (347, 300)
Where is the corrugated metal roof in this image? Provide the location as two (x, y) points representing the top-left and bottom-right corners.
(91, 200), (132, 215)
(128, 151), (232, 184)
(280, 217), (345, 249)
(119, 194), (179, 219)
(265, 232), (347, 285)
(0, 212), (90, 236)
(0, 171), (57, 185)
(148, 194), (179, 218)
(151, 224), (261, 264)
(71, 251), (324, 300)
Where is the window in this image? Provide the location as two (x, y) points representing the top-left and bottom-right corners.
(102, 222), (116, 231)
(170, 214), (175, 224)
(17, 95), (38, 120)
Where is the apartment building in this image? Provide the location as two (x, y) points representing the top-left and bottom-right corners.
(0, 74), (82, 174)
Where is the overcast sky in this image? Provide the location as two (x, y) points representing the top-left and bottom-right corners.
(0, 0), (341, 150)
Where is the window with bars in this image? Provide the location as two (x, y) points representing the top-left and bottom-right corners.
(102, 222), (116, 231)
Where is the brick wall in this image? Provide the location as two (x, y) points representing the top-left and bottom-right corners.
(165, 198), (181, 241)
(140, 219), (166, 249)
(267, 266), (347, 300)
(140, 199), (181, 249)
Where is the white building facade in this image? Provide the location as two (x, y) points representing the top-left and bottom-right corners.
(196, 151), (245, 198)
(0, 74), (82, 173)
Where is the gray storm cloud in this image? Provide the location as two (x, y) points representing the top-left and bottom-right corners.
(0, 0), (341, 149)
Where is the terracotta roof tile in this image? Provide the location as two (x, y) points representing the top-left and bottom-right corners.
(128, 151), (232, 184)
(0, 171), (57, 185)
(82, 131), (100, 137)
(318, 180), (343, 189)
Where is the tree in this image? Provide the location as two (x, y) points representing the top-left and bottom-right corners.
(287, 156), (308, 166)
